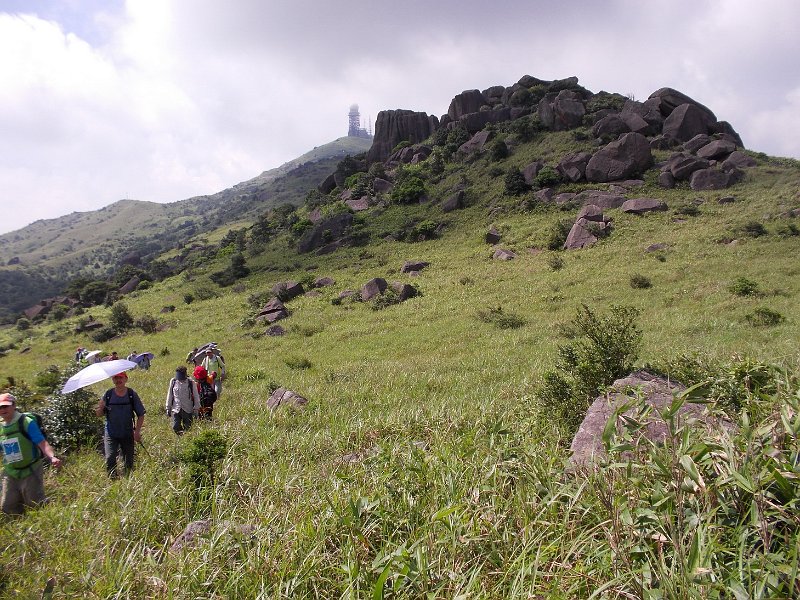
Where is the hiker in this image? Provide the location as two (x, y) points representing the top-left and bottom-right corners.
(0, 393), (61, 515)
(165, 366), (199, 435)
(192, 365), (217, 420)
(126, 351), (137, 362)
(186, 348), (198, 364)
(103, 351), (119, 362)
(75, 347), (85, 363)
(95, 372), (145, 477)
(201, 348), (226, 398)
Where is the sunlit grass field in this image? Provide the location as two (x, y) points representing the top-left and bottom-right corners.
(0, 153), (799, 597)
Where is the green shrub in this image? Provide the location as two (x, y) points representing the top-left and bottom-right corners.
(546, 219), (573, 250)
(135, 315), (159, 334)
(285, 355), (312, 370)
(745, 307), (785, 327)
(547, 254), (564, 271)
(91, 327), (117, 343)
(391, 176), (426, 204)
(776, 222), (800, 237)
(109, 302), (134, 332)
(193, 287), (219, 301)
(489, 139), (509, 161)
(182, 430), (228, 488)
(476, 306), (526, 329)
(183, 293), (194, 305)
(741, 221), (768, 237)
(34, 365), (62, 394)
(534, 166), (561, 188)
(504, 168), (529, 196)
(729, 277), (760, 296)
(41, 364), (103, 452)
(537, 304), (642, 431)
(391, 140), (411, 154)
(15, 318), (30, 331)
(630, 274), (652, 289)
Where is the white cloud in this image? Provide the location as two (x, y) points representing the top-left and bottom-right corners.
(1, 0), (799, 234)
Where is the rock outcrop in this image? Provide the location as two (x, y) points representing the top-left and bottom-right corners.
(366, 110), (439, 164)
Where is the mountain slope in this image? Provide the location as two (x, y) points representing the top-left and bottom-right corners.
(0, 136), (371, 321)
(0, 74), (799, 597)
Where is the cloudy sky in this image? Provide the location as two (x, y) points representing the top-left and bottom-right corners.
(1, 0), (798, 235)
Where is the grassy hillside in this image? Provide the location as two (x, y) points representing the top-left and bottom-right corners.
(0, 122), (798, 597)
(0, 137), (371, 323)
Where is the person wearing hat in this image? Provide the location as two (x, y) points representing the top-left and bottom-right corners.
(192, 365), (217, 420)
(0, 393), (61, 514)
(95, 372), (145, 477)
(165, 365), (200, 434)
(201, 348), (226, 399)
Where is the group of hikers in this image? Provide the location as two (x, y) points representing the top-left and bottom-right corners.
(74, 347), (151, 370)
(0, 345), (226, 515)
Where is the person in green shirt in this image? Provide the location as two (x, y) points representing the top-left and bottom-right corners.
(0, 393), (61, 515)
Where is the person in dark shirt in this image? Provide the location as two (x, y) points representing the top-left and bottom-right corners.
(95, 372), (145, 477)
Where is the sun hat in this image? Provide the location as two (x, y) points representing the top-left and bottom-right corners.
(112, 372), (128, 380)
(0, 393), (17, 406)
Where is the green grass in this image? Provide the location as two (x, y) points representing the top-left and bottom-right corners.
(1, 134), (800, 597)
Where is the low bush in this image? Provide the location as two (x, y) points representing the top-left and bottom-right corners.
(546, 219), (573, 250)
(630, 273), (652, 289)
(504, 168), (529, 196)
(741, 220), (768, 237)
(284, 355), (312, 370)
(745, 307), (785, 327)
(728, 277), (760, 296)
(534, 166), (561, 188)
(547, 254), (564, 271)
(476, 306), (526, 329)
(536, 304), (642, 431)
(135, 315), (159, 334)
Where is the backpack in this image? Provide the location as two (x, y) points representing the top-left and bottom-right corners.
(197, 380), (217, 408)
(103, 388), (138, 427)
(17, 412), (49, 460)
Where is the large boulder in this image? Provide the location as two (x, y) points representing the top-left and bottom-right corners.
(556, 152), (592, 182)
(442, 190), (465, 212)
(690, 167), (743, 190)
(647, 88), (717, 122)
(552, 90), (586, 130)
(447, 89), (489, 120)
(256, 297), (288, 323)
(575, 190), (626, 209)
(459, 107), (511, 134)
(366, 109), (439, 164)
(400, 260), (430, 274)
(722, 151), (757, 171)
(585, 132), (653, 182)
(591, 114), (630, 139)
(621, 198), (668, 214)
(696, 139), (737, 160)
(271, 281), (304, 301)
(667, 153), (711, 181)
(361, 278), (388, 301)
(563, 220), (598, 250)
(522, 161), (545, 185)
(662, 104), (715, 143)
(298, 212), (353, 254)
(568, 371), (695, 467)
(457, 130), (493, 155)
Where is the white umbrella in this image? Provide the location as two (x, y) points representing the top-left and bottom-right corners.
(83, 349), (102, 360)
(61, 359), (138, 394)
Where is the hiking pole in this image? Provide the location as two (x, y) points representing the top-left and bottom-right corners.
(138, 440), (153, 459)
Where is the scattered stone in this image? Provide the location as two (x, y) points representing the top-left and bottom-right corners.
(718, 196), (736, 204)
(645, 243), (668, 252)
(401, 260), (430, 274)
(338, 290), (356, 300)
(345, 196), (370, 211)
(390, 282), (418, 301)
(658, 171), (675, 188)
(442, 190), (465, 212)
(492, 248), (517, 260)
(256, 297), (289, 323)
(266, 325), (285, 336)
(556, 151), (592, 182)
(485, 226), (501, 244)
(722, 151), (757, 171)
(689, 167), (743, 191)
(361, 278), (388, 301)
(272, 281), (304, 301)
(622, 198), (668, 214)
(267, 387), (308, 410)
(313, 276), (335, 288)
(170, 520), (256, 553)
